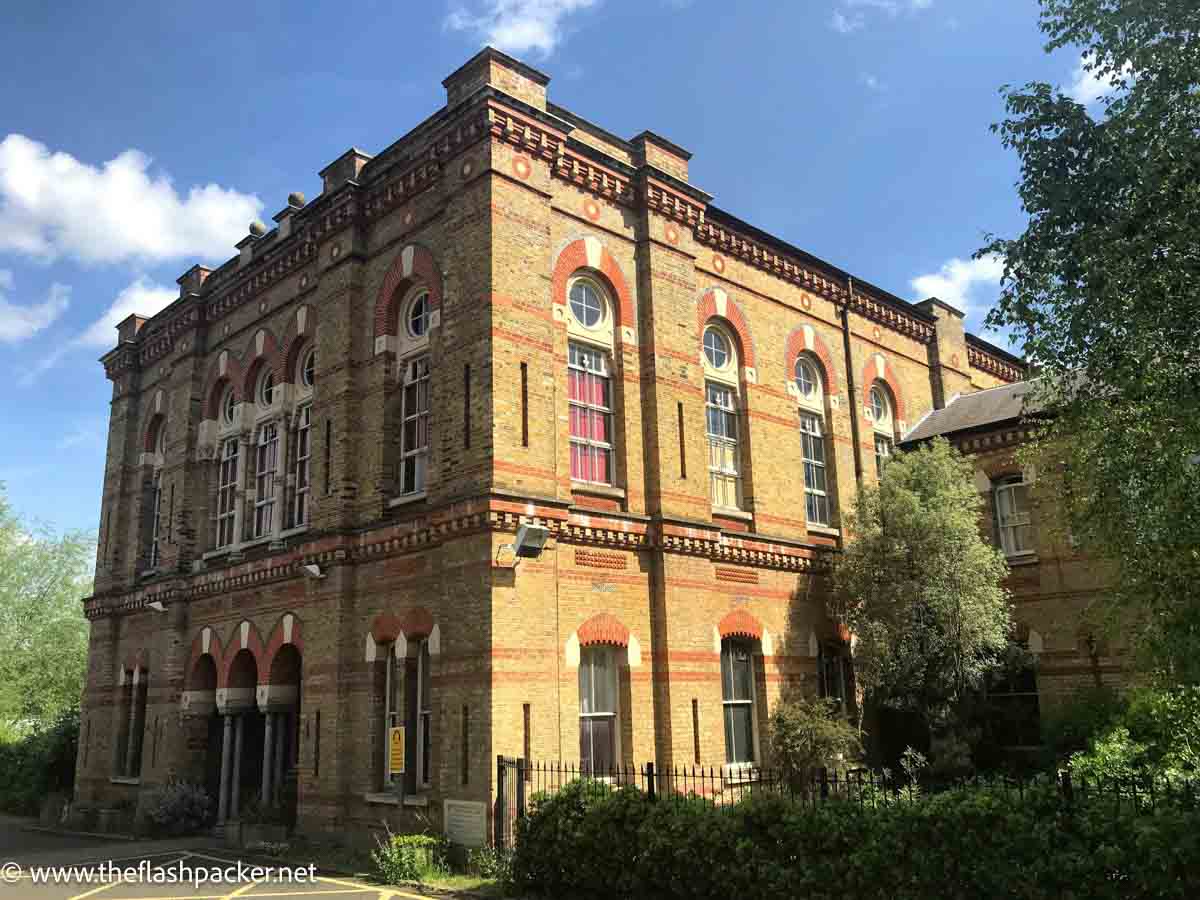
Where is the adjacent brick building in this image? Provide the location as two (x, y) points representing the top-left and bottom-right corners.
(76, 47), (1091, 843)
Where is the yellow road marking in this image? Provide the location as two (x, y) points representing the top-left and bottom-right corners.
(68, 881), (124, 900)
(220, 876), (266, 900)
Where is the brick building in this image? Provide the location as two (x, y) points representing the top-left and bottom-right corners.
(76, 47), (1077, 842)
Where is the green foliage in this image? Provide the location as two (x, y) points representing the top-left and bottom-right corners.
(767, 695), (861, 787)
(833, 438), (1013, 727)
(143, 780), (212, 836)
(466, 845), (512, 883)
(509, 777), (1200, 899)
(371, 832), (448, 884)
(1069, 685), (1200, 782)
(0, 708), (78, 814)
(1042, 686), (1125, 760)
(980, 1), (1200, 680)
(0, 483), (94, 735)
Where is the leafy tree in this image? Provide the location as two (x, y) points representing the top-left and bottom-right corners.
(831, 439), (1013, 745)
(980, 0), (1200, 680)
(767, 694), (862, 788)
(0, 483), (93, 736)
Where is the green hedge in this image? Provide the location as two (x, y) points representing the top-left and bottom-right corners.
(510, 779), (1200, 899)
(0, 710), (77, 815)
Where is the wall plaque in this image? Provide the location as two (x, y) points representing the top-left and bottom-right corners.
(444, 799), (487, 848)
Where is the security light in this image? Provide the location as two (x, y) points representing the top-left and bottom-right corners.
(147, 600), (167, 613)
(513, 524), (550, 559)
(303, 563), (325, 579)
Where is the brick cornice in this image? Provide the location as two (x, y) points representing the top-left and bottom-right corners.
(967, 339), (1024, 383)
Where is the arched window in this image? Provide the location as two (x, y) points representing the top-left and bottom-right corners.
(567, 275), (616, 487)
(116, 667), (149, 778)
(382, 636), (434, 790)
(406, 290), (431, 339)
(703, 323), (742, 510)
(870, 382), (895, 477)
(148, 423), (166, 569)
(579, 645), (618, 773)
(290, 346), (315, 528)
(221, 384), (237, 425)
(257, 367), (275, 408)
(795, 355), (830, 526)
(720, 638), (757, 765)
(253, 422), (279, 538)
(994, 474), (1033, 557)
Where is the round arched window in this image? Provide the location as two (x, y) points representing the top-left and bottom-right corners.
(221, 386), (236, 424)
(407, 291), (430, 338)
(301, 348), (315, 388)
(155, 421), (166, 456)
(258, 368), (275, 407)
(703, 326), (731, 370)
(569, 279), (604, 328)
(870, 385), (888, 422)
(795, 357), (819, 399)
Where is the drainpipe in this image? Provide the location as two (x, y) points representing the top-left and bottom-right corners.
(840, 278), (863, 488)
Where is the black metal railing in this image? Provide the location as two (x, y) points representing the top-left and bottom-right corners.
(493, 756), (1198, 850)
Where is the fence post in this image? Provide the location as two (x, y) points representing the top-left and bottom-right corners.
(516, 756), (527, 823)
(495, 755), (507, 850)
(819, 766), (829, 802)
(1061, 769), (1074, 808)
(646, 761), (656, 801)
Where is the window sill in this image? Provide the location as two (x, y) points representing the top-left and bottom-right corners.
(387, 492), (427, 509)
(570, 481), (625, 500)
(109, 776), (141, 786)
(1005, 553), (1040, 567)
(806, 524), (840, 538)
(278, 525), (309, 540)
(712, 506), (753, 522)
(364, 791), (431, 808)
(240, 535), (273, 552)
(202, 548), (231, 562)
(138, 567), (160, 580)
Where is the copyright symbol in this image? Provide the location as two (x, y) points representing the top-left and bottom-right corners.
(1, 862), (20, 884)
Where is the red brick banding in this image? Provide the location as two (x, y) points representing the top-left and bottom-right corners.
(218, 621), (266, 689)
(279, 305), (319, 385)
(142, 414), (165, 453)
(577, 613), (630, 648)
(784, 326), (841, 396)
(371, 612), (403, 644)
(399, 606), (435, 639)
(373, 244), (443, 339)
(240, 328), (281, 400)
(697, 289), (756, 369)
(860, 356), (906, 422)
(719, 609), (763, 641)
(550, 238), (635, 331)
(263, 613), (304, 676)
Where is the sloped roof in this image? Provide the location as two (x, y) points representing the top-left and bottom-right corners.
(901, 380), (1038, 444)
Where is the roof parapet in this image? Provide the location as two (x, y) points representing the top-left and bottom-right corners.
(319, 148), (372, 194)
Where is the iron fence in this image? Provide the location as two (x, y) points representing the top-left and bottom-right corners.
(493, 755), (1198, 850)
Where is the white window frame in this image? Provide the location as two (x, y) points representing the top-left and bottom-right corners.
(149, 470), (164, 568)
(874, 434), (893, 478)
(995, 475), (1034, 558)
(800, 412), (830, 526)
(291, 405), (312, 527)
(222, 385), (237, 425)
(300, 348), (315, 389)
(258, 367), (275, 408)
(568, 342), (615, 486)
(795, 356), (819, 401)
(407, 290), (431, 339)
(703, 326), (731, 370)
(706, 381), (742, 510)
(253, 422), (278, 538)
(568, 278), (606, 330)
(721, 638), (758, 768)
(416, 639), (432, 789)
(216, 438), (239, 548)
(578, 645), (620, 774)
(397, 355), (431, 496)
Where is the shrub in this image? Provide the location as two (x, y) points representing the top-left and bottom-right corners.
(371, 832), (447, 884)
(143, 781), (212, 836)
(767, 695), (861, 788)
(0, 710), (78, 815)
(509, 777), (1200, 899)
(1067, 686), (1200, 783)
(466, 845), (511, 883)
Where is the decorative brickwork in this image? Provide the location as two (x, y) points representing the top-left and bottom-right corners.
(577, 613), (631, 647)
(575, 549), (627, 570)
(715, 566), (760, 585)
(718, 608), (763, 641)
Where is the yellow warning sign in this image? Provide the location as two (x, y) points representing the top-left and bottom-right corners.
(388, 726), (406, 775)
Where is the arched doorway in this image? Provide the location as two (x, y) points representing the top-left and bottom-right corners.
(223, 648), (265, 821)
(262, 643), (301, 827)
(184, 653), (221, 808)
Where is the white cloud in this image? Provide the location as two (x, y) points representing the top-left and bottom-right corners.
(0, 134), (262, 266)
(860, 73), (884, 91)
(446, 0), (599, 57)
(19, 276), (176, 385)
(831, 0), (931, 31)
(911, 254), (1004, 316)
(0, 270), (70, 343)
(76, 276), (176, 349)
(1065, 53), (1133, 105)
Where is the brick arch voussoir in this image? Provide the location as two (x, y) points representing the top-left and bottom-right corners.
(399, 607), (435, 639)
(122, 648), (151, 674)
(785, 328), (842, 396)
(262, 613), (304, 675)
(218, 620), (267, 689)
(373, 244), (443, 339)
(186, 631), (225, 687)
(370, 612), (403, 645)
(279, 306), (318, 385)
(142, 411), (166, 453)
(577, 613), (630, 648)
(202, 353), (247, 420)
(861, 358), (906, 423)
(240, 329), (282, 399)
(718, 609), (764, 642)
(698, 289), (756, 370)
(551, 238), (635, 332)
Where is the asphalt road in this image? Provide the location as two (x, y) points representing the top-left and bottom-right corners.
(0, 816), (421, 900)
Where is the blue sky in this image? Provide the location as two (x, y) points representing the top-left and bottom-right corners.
(0, 0), (1105, 536)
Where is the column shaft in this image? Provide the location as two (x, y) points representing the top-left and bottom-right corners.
(217, 714), (233, 823)
(231, 713), (245, 819)
(261, 711), (275, 806)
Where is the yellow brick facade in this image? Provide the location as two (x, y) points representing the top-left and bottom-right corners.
(77, 48), (1053, 844)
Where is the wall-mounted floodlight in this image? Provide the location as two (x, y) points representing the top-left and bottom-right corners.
(147, 600), (167, 613)
(497, 523), (550, 568)
(302, 564), (326, 579)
